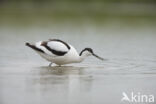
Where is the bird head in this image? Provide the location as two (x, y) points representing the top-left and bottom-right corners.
(80, 48), (104, 60)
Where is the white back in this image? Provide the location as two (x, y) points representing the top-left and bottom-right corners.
(47, 41), (69, 52)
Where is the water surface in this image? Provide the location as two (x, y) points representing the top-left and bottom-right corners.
(0, 3), (156, 104)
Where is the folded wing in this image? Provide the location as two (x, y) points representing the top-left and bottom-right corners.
(39, 39), (70, 56)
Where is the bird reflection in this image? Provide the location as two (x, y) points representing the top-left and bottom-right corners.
(38, 65), (86, 75)
(25, 66), (95, 103)
(30, 65), (93, 91)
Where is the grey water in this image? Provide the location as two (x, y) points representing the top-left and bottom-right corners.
(0, 3), (156, 104)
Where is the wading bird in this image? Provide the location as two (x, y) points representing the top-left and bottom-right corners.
(26, 39), (104, 66)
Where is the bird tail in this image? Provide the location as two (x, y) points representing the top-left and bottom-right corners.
(25, 42), (34, 48)
(25, 42), (44, 53)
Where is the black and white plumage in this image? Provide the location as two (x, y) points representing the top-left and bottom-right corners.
(26, 39), (104, 66)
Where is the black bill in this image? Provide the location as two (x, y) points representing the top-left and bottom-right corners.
(92, 53), (105, 61)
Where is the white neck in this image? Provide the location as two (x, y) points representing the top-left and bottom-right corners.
(76, 51), (90, 63)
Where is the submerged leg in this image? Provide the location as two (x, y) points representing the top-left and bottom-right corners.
(49, 62), (53, 67)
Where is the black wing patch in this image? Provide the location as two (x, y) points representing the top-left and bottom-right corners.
(26, 42), (44, 53)
(41, 41), (67, 56)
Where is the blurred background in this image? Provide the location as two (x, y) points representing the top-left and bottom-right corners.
(0, 0), (156, 46)
(0, 0), (156, 53)
(0, 0), (156, 104)
(0, 0), (156, 26)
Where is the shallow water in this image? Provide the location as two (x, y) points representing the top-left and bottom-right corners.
(0, 23), (156, 104)
(0, 5), (156, 104)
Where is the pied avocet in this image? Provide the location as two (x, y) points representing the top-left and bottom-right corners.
(26, 39), (104, 66)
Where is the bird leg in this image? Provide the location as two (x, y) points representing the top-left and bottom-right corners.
(49, 62), (53, 67)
